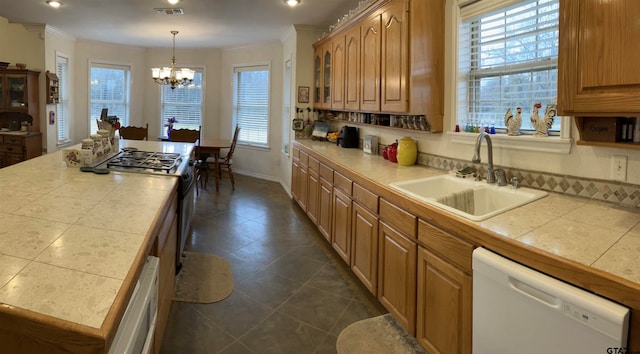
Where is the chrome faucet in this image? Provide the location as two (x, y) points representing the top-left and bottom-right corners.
(472, 132), (496, 184)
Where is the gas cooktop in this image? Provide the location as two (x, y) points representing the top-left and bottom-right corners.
(97, 150), (188, 175)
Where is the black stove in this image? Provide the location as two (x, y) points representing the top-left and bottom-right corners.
(102, 150), (184, 175)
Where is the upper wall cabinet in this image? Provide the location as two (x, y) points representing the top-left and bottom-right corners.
(314, 44), (332, 110)
(313, 0), (445, 132)
(558, 0), (640, 116)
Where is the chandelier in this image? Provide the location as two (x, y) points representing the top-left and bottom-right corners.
(151, 30), (194, 90)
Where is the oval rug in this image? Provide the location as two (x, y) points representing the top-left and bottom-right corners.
(336, 313), (426, 354)
(173, 252), (233, 303)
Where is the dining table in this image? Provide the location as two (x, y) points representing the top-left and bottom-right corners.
(196, 138), (232, 192)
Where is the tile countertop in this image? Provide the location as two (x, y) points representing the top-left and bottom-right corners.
(296, 139), (640, 286)
(0, 140), (192, 330)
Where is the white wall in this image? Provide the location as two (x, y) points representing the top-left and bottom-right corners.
(44, 26), (74, 153)
(219, 42), (284, 181)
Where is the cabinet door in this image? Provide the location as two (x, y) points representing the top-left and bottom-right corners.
(417, 247), (471, 354)
(291, 159), (300, 202)
(298, 164), (308, 211)
(332, 187), (352, 265)
(331, 36), (346, 110)
(378, 220), (417, 334)
(351, 202), (378, 295)
(318, 177), (333, 242)
(322, 45), (332, 109)
(558, 0), (640, 115)
(307, 169), (320, 225)
(345, 26), (361, 111)
(6, 74), (28, 110)
(381, 0), (409, 113)
(313, 46), (323, 108)
(361, 13), (381, 111)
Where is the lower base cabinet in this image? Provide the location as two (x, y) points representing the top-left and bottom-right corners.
(378, 220), (417, 335)
(416, 248), (471, 354)
(332, 187), (352, 264)
(351, 202), (378, 295)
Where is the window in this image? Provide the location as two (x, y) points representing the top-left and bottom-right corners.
(90, 63), (130, 135)
(233, 63), (271, 148)
(56, 54), (70, 145)
(160, 69), (203, 135)
(457, 0), (559, 134)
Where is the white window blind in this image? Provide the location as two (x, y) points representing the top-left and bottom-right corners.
(233, 64), (270, 148)
(161, 69), (203, 134)
(89, 63), (130, 134)
(56, 55), (69, 144)
(457, 0), (559, 133)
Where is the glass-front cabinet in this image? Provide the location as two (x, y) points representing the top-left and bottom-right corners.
(5, 75), (27, 109)
(313, 43), (332, 110)
(0, 69), (41, 133)
(323, 48), (331, 108)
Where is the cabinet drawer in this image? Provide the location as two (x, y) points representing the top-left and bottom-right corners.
(320, 163), (333, 182)
(353, 182), (378, 213)
(418, 219), (474, 273)
(333, 171), (352, 195)
(292, 147), (300, 159)
(0, 144), (23, 154)
(308, 155), (320, 172)
(379, 199), (416, 238)
(3, 136), (24, 146)
(299, 150), (309, 167)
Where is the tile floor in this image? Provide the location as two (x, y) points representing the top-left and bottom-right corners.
(161, 174), (387, 354)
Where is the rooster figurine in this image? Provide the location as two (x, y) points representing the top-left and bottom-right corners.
(531, 103), (556, 137)
(505, 107), (522, 136)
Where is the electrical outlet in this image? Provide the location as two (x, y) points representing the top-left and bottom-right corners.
(612, 155), (627, 181)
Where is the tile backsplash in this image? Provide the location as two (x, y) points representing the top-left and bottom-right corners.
(416, 152), (640, 208)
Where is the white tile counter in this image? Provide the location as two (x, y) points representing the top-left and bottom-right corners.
(295, 139), (640, 287)
(0, 140), (191, 330)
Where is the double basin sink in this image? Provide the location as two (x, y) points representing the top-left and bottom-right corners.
(389, 174), (547, 221)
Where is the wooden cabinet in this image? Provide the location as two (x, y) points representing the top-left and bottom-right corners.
(154, 200), (178, 353)
(344, 25), (361, 111)
(318, 163), (334, 242)
(360, 12), (382, 112)
(331, 35), (346, 110)
(0, 133), (42, 168)
(0, 69), (40, 133)
(380, 0), (409, 113)
(46, 71), (60, 105)
(331, 171), (353, 264)
(558, 0), (640, 116)
(292, 150), (309, 210)
(306, 156), (320, 225)
(416, 219), (473, 354)
(417, 247), (471, 354)
(352, 201), (378, 295)
(313, 44), (332, 109)
(378, 198), (417, 334)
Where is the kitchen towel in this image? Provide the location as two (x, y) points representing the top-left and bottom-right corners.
(336, 313), (426, 354)
(174, 252), (233, 303)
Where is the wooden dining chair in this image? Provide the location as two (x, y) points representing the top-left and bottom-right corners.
(169, 126), (206, 195)
(207, 125), (240, 191)
(119, 123), (148, 140)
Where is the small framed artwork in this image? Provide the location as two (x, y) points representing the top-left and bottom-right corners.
(292, 118), (304, 131)
(297, 86), (310, 103)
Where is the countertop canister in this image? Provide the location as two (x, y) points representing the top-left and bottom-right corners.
(396, 137), (417, 166)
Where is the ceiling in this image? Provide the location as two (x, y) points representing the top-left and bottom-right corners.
(0, 0), (360, 48)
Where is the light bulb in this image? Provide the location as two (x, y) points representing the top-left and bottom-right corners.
(284, 0), (300, 7)
(46, 0), (62, 8)
(167, 0), (179, 4)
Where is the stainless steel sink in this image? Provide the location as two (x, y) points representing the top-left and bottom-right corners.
(389, 174), (547, 221)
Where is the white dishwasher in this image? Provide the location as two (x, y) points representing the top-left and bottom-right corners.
(473, 247), (629, 354)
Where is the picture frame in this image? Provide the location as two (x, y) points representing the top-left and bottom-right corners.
(297, 86), (309, 103)
(292, 118), (304, 131)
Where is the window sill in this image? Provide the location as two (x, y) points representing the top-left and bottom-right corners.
(448, 132), (572, 154)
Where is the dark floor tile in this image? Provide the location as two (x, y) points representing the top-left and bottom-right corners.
(278, 285), (352, 332)
(329, 299), (386, 337)
(219, 341), (256, 354)
(314, 334), (339, 354)
(194, 290), (274, 338)
(306, 263), (360, 300)
(234, 269), (304, 309)
(289, 243), (331, 263)
(160, 302), (235, 354)
(263, 252), (326, 283)
(239, 312), (327, 354)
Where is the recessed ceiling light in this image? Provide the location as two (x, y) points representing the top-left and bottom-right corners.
(167, 0), (180, 5)
(284, 0), (300, 7)
(46, 0), (62, 8)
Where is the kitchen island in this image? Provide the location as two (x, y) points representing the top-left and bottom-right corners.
(293, 138), (640, 351)
(0, 140), (193, 353)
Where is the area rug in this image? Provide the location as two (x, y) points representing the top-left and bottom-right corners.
(336, 314), (426, 354)
(173, 252), (233, 303)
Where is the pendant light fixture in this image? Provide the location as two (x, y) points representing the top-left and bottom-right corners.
(151, 30), (194, 90)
